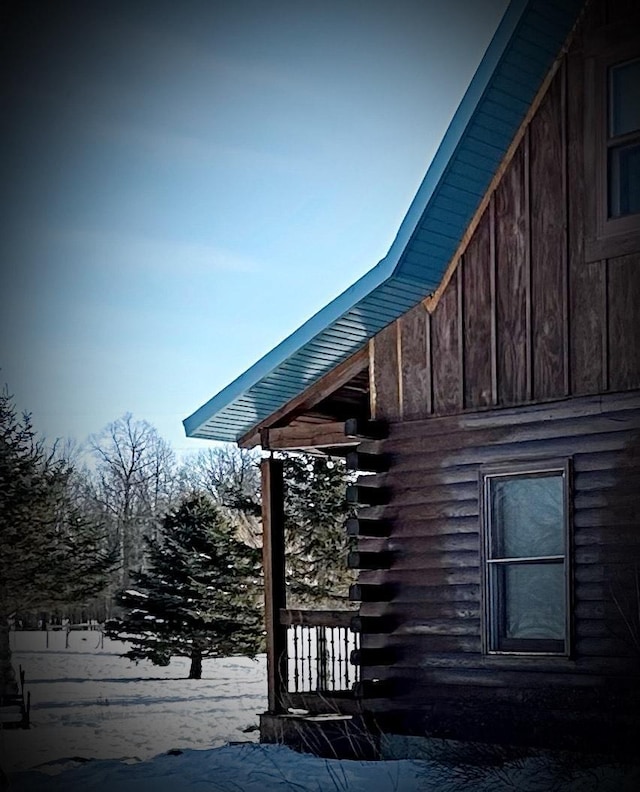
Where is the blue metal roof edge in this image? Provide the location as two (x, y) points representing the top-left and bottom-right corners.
(184, 0), (583, 442)
(182, 259), (394, 438)
(381, 0), (528, 272)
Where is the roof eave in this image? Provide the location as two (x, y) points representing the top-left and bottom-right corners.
(184, 0), (584, 443)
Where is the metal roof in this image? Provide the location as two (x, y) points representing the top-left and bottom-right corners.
(184, 0), (584, 443)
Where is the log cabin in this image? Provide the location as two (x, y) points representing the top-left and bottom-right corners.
(184, 0), (640, 758)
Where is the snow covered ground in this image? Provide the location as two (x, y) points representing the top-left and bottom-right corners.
(2, 629), (266, 772)
(2, 630), (639, 791)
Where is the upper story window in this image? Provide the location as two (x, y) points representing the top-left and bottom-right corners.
(608, 58), (640, 219)
(585, 24), (640, 261)
(480, 460), (571, 656)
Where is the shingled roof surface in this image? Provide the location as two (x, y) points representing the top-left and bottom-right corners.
(184, 0), (583, 443)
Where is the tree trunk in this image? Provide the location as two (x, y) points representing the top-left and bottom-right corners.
(189, 648), (202, 679)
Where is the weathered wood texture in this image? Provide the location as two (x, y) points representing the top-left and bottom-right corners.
(431, 268), (462, 413)
(371, 322), (400, 421)
(261, 458), (288, 714)
(462, 208), (493, 409)
(398, 304), (431, 420)
(369, 20), (640, 422)
(355, 390), (640, 750)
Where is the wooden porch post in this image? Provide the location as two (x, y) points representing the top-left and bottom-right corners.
(261, 456), (288, 713)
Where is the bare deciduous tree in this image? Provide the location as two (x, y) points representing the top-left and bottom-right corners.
(88, 414), (178, 586)
(179, 445), (261, 546)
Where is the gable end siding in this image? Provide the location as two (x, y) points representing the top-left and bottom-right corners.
(370, 5), (640, 421)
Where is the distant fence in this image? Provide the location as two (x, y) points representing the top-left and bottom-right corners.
(10, 624), (105, 650)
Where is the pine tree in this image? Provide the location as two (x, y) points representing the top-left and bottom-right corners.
(283, 454), (356, 608)
(104, 494), (263, 679)
(0, 387), (116, 622)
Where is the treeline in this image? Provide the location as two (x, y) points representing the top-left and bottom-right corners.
(0, 388), (356, 634)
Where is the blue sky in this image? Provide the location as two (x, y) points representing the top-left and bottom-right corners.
(0, 0), (508, 455)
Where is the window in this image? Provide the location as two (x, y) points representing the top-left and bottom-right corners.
(608, 58), (640, 218)
(585, 24), (640, 260)
(481, 460), (571, 655)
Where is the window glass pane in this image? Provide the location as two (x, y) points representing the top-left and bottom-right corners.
(490, 475), (564, 558)
(610, 59), (640, 137)
(496, 562), (565, 641)
(609, 142), (640, 217)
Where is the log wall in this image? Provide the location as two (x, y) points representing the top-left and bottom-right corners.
(356, 391), (640, 751)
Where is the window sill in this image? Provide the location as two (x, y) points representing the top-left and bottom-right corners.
(585, 224), (640, 262)
(480, 653), (574, 668)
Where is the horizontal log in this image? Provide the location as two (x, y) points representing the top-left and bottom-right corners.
(361, 513), (479, 536)
(263, 422), (358, 451)
(349, 583), (395, 603)
(368, 583), (480, 604)
(377, 634), (483, 653)
(372, 500), (478, 522)
(346, 517), (392, 538)
(382, 550), (480, 571)
(576, 546), (640, 564)
(353, 678), (395, 698)
(346, 484), (390, 506)
(576, 636), (637, 656)
(387, 391), (640, 442)
(385, 432), (636, 472)
(350, 615), (397, 634)
(574, 508), (640, 529)
(347, 550), (393, 570)
(574, 525), (640, 546)
(357, 568), (481, 587)
(386, 667), (637, 691)
(344, 417), (389, 440)
(389, 533), (479, 553)
(573, 468), (640, 492)
(279, 609), (356, 628)
(368, 601), (481, 619)
(413, 653), (640, 676)
(346, 450), (391, 473)
(350, 647), (398, 667)
(396, 618), (480, 638)
(238, 346), (369, 448)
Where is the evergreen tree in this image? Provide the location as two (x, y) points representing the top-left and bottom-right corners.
(0, 387), (116, 623)
(282, 454), (356, 608)
(104, 494), (263, 679)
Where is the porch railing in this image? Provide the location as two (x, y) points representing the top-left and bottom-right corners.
(279, 609), (359, 694)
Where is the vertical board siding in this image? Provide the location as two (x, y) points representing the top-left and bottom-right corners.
(431, 267), (462, 414)
(607, 253), (640, 392)
(399, 304), (431, 421)
(357, 391), (640, 710)
(529, 70), (567, 400)
(495, 142), (529, 405)
(606, 0), (639, 23)
(372, 321), (400, 421)
(462, 208), (493, 408)
(567, 23), (607, 395)
(369, 14), (640, 423)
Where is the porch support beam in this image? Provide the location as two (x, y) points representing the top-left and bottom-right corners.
(261, 421), (358, 452)
(238, 346), (369, 448)
(261, 457), (288, 714)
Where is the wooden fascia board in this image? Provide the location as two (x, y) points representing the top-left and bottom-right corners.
(238, 345), (369, 448)
(423, 9), (583, 314)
